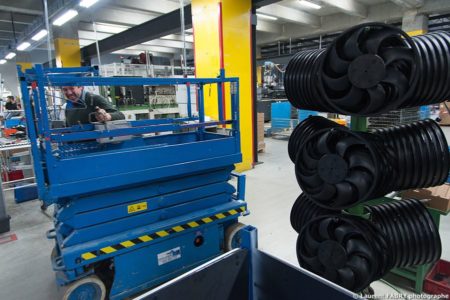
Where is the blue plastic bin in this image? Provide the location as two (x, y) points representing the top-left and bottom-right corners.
(14, 185), (38, 203)
(271, 102), (291, 129)
(4, 118), (23, 128)
(420, 106), (431, 120)
(298, 109), (318, 121)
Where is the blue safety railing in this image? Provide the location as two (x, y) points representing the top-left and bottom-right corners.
(18, 65), (242, 204)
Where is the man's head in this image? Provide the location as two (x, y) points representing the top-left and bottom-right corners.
(62, 86), (83, 102)
(6, 96), (14, 102)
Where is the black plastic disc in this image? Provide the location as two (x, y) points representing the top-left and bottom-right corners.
(348, 54), (386, 89)
(318, 240), (347, 268)
(318, 154), (349, 184)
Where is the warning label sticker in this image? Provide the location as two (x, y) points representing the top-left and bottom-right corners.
(127, 202), (148, 214)
(157, 247), (181, 266)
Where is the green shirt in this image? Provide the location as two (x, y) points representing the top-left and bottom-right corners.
(65, 92), (125, 126)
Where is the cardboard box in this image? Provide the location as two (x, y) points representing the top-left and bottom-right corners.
(439, 101), (450, 125)
(257, 113), (265, 141)
(257, 113), (265, 153)
(257, 141), (266, 153)
(402, 184), (450, 213)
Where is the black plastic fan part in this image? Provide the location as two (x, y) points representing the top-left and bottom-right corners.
(297, 215), (387, 292)
(284, 25), (450, 115)
(366, 199), (442, 269)
(288, 116), (343, 163)
(375, 119), (450, 190)
(409, 32), (450, 106)
(290, 193), (338, 233)
(285, 49), (327, 111)
(318, 23), (418, 115)
(295, 117), (449, 209)
(295, 126), (381, 209)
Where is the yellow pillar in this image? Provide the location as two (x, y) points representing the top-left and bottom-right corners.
(16, 62), (33, 71)
(54, 38), (81, 67)
(192, 0), (254, 172)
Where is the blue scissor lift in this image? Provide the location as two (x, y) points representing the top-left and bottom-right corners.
(18, 65), (248, 299)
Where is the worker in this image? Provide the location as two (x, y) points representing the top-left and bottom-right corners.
(5, 96), (20, 110)
(62, 86), (125, 126)
(4, 96), (21, 119)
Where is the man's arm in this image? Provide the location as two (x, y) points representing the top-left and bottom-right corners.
(92, 94), (125, 121)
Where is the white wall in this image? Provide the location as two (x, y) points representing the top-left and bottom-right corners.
(0, 62), (21, 98)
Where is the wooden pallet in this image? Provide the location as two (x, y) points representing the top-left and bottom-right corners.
(257, 142), (266, 153)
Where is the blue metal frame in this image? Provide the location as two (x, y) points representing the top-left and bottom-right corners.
(18, 65), (248, 299)
(18, 65), (241, 205)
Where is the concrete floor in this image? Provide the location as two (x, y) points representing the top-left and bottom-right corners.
(0, 127), (449, 300)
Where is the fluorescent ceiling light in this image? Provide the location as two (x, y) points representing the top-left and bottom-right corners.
(111, 50), (141, 55)
(80, 0), (99, 8)
(31, 29), (48, 41)
(79, 39), (95, 47)
(53, 9), (78, 26)
(5, 52), (16, 60)
(298, 0), (322, 9)
(256, 13), (278, 21)
(0, 59), (6, 64)
(17, 42), (31, 51)
(91, 23), (129, 34)
(161, 34), (194, 43)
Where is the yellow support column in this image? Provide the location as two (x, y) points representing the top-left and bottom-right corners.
(192, 0), (254, 172)
(16, 62), (33, 71)
(54, 38), (81, 67)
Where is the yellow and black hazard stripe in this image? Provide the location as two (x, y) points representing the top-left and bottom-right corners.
(80, 206), (246, 261)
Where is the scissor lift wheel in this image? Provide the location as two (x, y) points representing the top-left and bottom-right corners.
(225, 222), (247, 251)
(63, 275), (106, 300)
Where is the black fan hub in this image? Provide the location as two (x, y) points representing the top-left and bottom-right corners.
(318, 154), (348, 184)
(348, 54), (386, 89)
(318, 240), (347, 269)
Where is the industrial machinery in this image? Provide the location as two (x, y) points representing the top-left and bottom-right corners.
(115, 85), (180, 121)
(18, 65), (247, 299)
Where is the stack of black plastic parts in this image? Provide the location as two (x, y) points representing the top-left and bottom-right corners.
(285, 22), (450, 116)
(286, 22), (449, 293)
(293, 118), (449, 209)
(296, 199), (441, 292)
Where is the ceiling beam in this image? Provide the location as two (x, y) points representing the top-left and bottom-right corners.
(252, 0), (283, 9)
(257, 4), (320, 27)
(320, 0), (368, 18)
(79, 39), (95, 47)
(109, 0), (180, 14)
(82, 5), (192, 60)
(79, 7), (158, 26)
(0, 5), (42, 16)
(417, 0), (450, 14)
(0, 22), (27, 32)
(0, 29), (21, 34)
(78, 22), (130, 34)
(110, 49), (175, 59)
(256, 20), (283, 34)
(161, 34), (194, 43)
(389, 0), (424, 9)
(143, 39), (193, 49)
(257, 0), (450, 45)
(78, 30), (112, 40)
(0, 12), (36, 25)
(126, 45), (182, 54)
